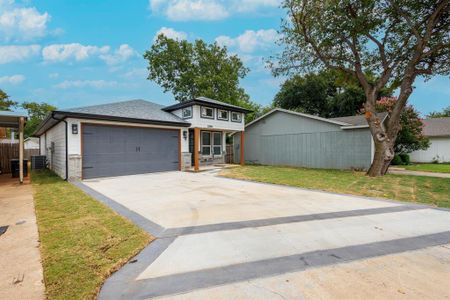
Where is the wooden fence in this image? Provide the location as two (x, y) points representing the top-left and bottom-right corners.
(225, 144), (234, 164)
(0, 143), (40, 173)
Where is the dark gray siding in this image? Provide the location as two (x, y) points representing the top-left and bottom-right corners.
(234, 111), (373, 170)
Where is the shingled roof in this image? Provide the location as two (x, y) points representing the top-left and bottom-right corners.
(421, 117), (450, 137)
(330, 112), (389, 126)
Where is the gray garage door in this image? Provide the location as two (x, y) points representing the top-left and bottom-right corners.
(82, 124), (179, 179)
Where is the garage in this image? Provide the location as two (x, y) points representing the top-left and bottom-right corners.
(82, 124), (180, 179)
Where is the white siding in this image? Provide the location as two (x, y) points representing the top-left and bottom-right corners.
(41, 122), (66, 178)
(410, 137), (450, 163)
(39, 135), (46, 155)
(172, 105), (245, 132)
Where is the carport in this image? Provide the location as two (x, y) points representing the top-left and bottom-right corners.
(0, 111), (27, 183)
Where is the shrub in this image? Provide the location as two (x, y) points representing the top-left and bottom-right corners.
(391, 154), (404, 165)
(399, 153), (410, 165)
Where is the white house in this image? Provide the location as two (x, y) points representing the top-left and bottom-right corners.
(34, 97), (251, 180)
(410, 117), (450, 163)
(24, 137), (40, 150)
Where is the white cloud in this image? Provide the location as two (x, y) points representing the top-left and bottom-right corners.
(216, 29), (279, 53)
(42, 43), (110, 62)
(99, 44), (138, 65)
(0, 45), (41, 64)
(54, 80), (118, 89)
(123, 68), (148, 79)
(150, 0), (228, 21)
(49, 72), (59, 79)
(154, 27), (187, 41)
(0, 74), (25, 85)
(0, 1), (50, 41)
(149, 0), (279, 21)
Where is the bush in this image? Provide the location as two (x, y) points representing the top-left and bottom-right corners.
(391, 154), (404, 165)
(399, 153), (410, 165)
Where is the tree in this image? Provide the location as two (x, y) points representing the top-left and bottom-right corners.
(427, 106), (450, 118)
(144, 35), (250, 106)
(21, 102), (56, 138)
(373, 97), (430, 154)
(274, 70), (392, 118)
(0, 89), (17, 111)
(273, 0), (449, 176)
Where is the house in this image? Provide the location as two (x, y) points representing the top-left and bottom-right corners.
(33, 97), (251, 180)
(24, 137), (40, 150)
(233, 108), (388, 170)
(410, 117), (450, 163)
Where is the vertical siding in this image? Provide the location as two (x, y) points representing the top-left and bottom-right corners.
(410, 137), (450, 162)
(234, 111), (373, 170)
(41, 122), (66, 178)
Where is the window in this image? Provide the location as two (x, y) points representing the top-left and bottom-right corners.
(231, 112), (242, 123)
(201, 131), (222, 156)
(182, 107), (192, 118)
(217, 109), (229, 121)
(201, 131), (211, 155)
(201, 106), (214, 119)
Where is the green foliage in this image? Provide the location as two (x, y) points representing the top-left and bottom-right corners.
(427, 106), (450, 118)
(144, 35), (250, 105)
(399, 153), (410, 165)
(273, 70), (392, 118)
(391, 154), (404, 165)
(0, 89), (17, 111)
(375, 97), (430, 153)
(21, 101), (56, 138)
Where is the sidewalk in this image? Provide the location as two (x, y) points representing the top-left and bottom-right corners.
(389, 167), (450, 178)
(0, 174), (45, 300)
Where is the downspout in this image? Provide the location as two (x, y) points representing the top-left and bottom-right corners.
(51, 112), (69, 181)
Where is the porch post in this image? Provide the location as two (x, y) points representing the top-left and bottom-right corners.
(240, 131), (245, 166)
(194, 127), (200, 171)
(19, 116), (24, 183)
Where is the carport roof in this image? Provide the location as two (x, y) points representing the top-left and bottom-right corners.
(0, 111), (27, 128)
(33, 99), (190, 136)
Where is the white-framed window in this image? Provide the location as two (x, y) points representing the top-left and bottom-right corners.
(182, 106), (192, 118)
(217, 109), (229, 121)
(201, 106), (214, 119)
(231, 112), (242, 123)
(201, 131), (222, 156)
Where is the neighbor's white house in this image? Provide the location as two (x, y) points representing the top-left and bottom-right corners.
(33, 97), (251, 180)
(410, 117), (450, 163)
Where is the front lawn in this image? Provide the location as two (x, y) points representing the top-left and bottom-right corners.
(404, 163), (450, 174)
(32, 170), (152, 300)
(221, 165), (450, 208)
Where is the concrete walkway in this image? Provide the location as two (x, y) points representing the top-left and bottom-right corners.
(388, 168), (450, 178)
(0, 175), (44, 300)
(77, 171), (450, 299)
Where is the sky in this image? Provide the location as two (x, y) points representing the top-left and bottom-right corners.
(0, 0), (448, 116)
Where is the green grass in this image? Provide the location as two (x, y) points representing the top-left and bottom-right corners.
(222, 165), (450, 208)
(31, 170), (152, 300)
(403, 163), (450, 174)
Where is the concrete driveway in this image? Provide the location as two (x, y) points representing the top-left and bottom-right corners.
(77, 171), (450, 299)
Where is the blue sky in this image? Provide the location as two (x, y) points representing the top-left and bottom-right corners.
(0, 0), (448, 116)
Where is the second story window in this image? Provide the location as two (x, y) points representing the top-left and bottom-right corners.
(182, 107), (192, 118)
(201, 106), (214, 119)
(231, 112), (242, 123)
(217, 109), (228, 121)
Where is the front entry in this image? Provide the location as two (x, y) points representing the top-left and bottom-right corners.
(82, 124), (180, 179)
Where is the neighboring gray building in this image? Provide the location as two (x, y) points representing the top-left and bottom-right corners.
(410, 117), (450, 163)
(233, 108), (388, 170)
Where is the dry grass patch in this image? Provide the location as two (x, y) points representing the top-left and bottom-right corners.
(222, 165), (450, 208)
(32, 170), (152, 300)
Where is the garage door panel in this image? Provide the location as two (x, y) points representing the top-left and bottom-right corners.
(82, 124), (179, 179)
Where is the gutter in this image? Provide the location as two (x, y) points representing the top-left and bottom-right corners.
(50, 112), (69, 181)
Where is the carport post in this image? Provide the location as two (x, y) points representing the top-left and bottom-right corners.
(194, 127), (200, 171)
(19, 116), (24, 183)
(240, 131), (245, 166)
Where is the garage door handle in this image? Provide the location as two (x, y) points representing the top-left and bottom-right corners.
(82, 166), (93, 169)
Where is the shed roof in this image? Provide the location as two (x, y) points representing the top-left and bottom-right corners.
(421, 117), (450, 137)
(163, 96), (253, 113)
(0, 111), (27, 128)
(330, 112), (389, 126)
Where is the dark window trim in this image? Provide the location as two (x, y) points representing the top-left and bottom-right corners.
(200, 106), (214, 119)
(200, 130), (222, 156)
(181, 106), (193, 119)
(217, 109), (229, 121)
(231, 111), (242, 123)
